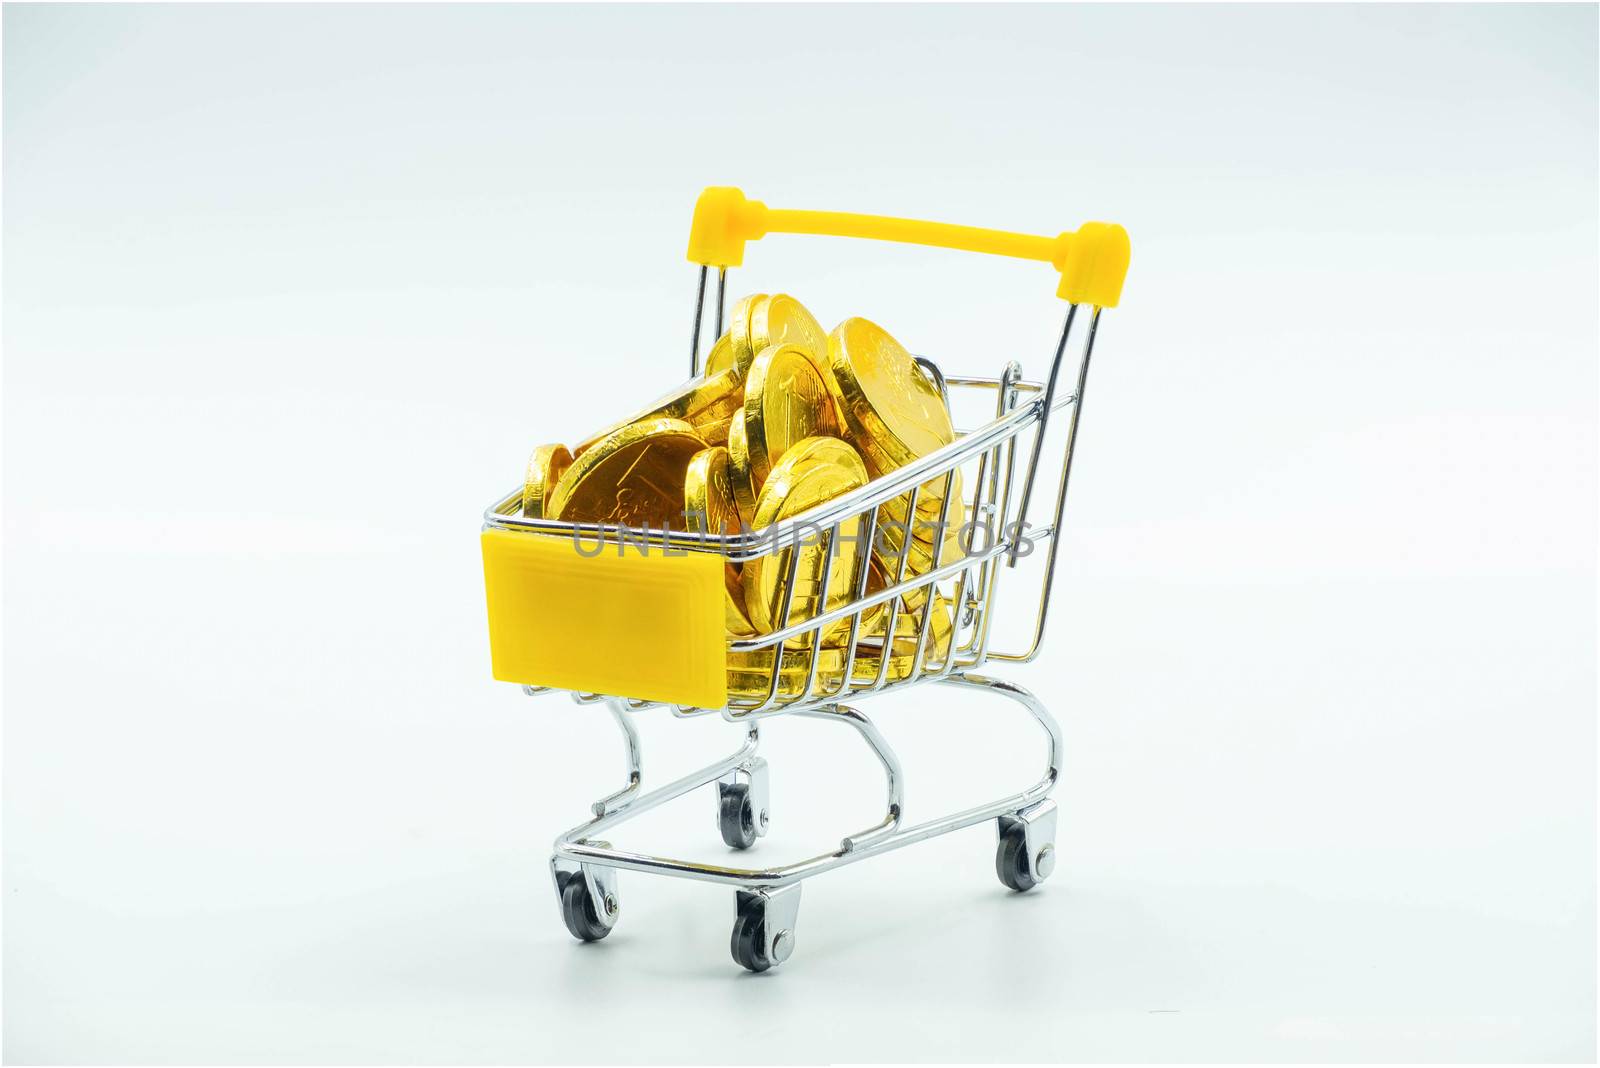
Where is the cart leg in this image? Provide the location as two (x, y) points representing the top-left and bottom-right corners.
(551, 851), (621, 941)
(715, 756), (770, 850)
(730, 884), (802, 973)
(588, 700), (644, 818)
(994, 798), (1058, 892)
(795, 704), (904, 851)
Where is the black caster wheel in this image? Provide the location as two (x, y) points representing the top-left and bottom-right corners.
(995, 827), (1039, 892)
(719, 782), (759, 850)
(730, 898), (773, 972)
(560, 875), (614, 942)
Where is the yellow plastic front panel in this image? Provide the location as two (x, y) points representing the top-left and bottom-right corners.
(481, 529), (726, 708)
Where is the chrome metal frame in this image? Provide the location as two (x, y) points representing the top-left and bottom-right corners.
(490, 261), (1109, 969)
(553, 672), (1059, 890)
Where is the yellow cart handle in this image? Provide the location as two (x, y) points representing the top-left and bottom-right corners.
(686, 186), (1130, 308)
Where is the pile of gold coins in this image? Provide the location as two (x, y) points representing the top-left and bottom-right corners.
(521, 294), (964, 698)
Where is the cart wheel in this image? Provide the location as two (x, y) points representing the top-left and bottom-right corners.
(995, 828), (1038, 892)
(719, 783), (759, 850)
(561, 875), (614, 942)
(730, 898), (772, 972)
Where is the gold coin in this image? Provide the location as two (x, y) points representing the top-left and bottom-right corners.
(849, 557), (955, 648)
(727, 292), (767, 377)
(726, 646), (848, 699)
(748, 294), (829, 369)
(727, 597), (951, 700)
(843, 647), (930, 687)
(522, 443), (573, 519)
(549, 417), (705, 528)
(703, 331), (737, 376)
(685, 446), (755, 636)
(847, 648), (920, 684)
(828, 317), (955, 472)
(874, 484), (967, 573)
(725, 645), (924, 699)
(723, 564), (756, 638)
(877, 464), (966, 545)
(573, 368), (742, 457)
(743, 437), (870, 641)
(828, 316), (961, 547)
(858, 589), (956, 663)
(726, 411), (759, 521)
(735, 343), (841, 496)
(684, 446), (747, 536)
(726, 598), (952, 701)
(728, 645), (844, 672)
(696, 412), (733, 448)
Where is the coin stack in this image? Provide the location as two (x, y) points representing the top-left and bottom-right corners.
(521, 295), (964, 698)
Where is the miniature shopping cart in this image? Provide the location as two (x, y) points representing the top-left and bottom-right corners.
(481, 187), (1129, 972)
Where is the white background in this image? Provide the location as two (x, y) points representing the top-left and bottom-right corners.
(3, 4), (1595, 1062)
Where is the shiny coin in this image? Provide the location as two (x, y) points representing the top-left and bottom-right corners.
(874, 479), (967, 573)
(726, 645), (848, 699)
(843, 646), (933, 686)
(685, 446), (755, 636)
(828, 316), (961, 546)
(726, 412), (758, 520)
(684, 446), (748, 537)
(722, 564), (756, 637)
(703, 331), (738, 376)
(696, 412), (733, 448)
(724, 643), (929, 699)
(550, 417), (705, 529)
(852, 559), (956, 649)
(858, 589), (956, 665)
(748, 294), (829, 369)
(734, 343), (841, 501)
(828, 316), (954, 472)
(727, 292), (768, 377)
(742, 437), (871, 642)
(846, 646), (922, 684)
(573, 368), (742, 457)
(522, 443), (573, 519)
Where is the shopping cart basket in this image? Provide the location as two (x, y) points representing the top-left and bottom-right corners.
(481, 187), (1130, 971)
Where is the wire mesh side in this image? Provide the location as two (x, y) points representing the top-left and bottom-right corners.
(721, 387), (1033, 716)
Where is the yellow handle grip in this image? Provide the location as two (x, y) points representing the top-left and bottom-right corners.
(686, 186), (1130, 308)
